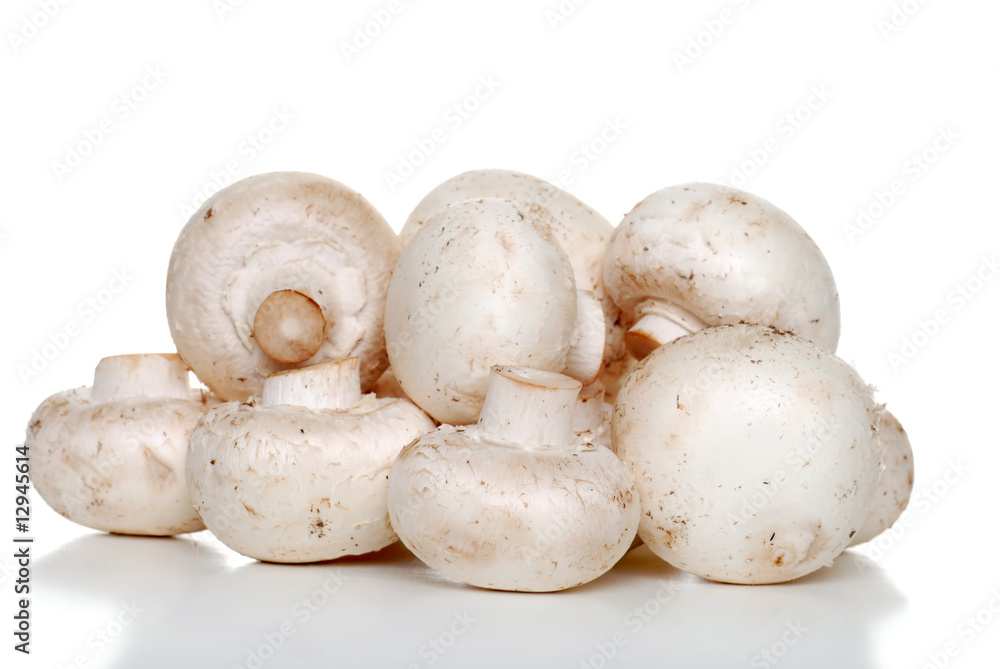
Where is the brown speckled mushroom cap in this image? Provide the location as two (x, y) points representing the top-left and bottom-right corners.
(613, 325), (881, 584)
(401, 168), (627, 391)
(604, 182), (841, 360)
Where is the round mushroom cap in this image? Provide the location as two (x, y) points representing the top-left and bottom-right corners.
(604, 182), (841, 352)
(388, 426), (638, 592)
(26, 355), (213, 536)
(166, 171), (400, 401)
(401, 168), (627, 383)
(401, 169), (611, 294)
(384, 198), (579, 425)
(849, 410), (914, 546)
(187, 394), (434, 563)
(613, 325), (880, 584)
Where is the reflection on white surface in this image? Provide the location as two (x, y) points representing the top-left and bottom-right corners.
(33, 531), (906, 669)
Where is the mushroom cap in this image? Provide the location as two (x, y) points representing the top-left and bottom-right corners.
(384, 198), (580, 425)
(613, 325), (880, 584)
(849, 410), (914, 546)
(26, 357), (212, 536)
(401, 168), (627, 382)
(604, 182), (841, 352)
(186, 395), (434, 563)
(166, 171), (400, 401)
(401, 169), (611, 294)
(388, 426), (638, 592)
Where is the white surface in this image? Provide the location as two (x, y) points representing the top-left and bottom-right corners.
(2, 1), (998, 667)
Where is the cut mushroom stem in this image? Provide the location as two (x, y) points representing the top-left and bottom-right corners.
(252, 289), (327, 365)
(262, 358), (363, 411)
(92, 353), (192, 402)
(478, 367), (580, 448)
(625, 299), (706, 360)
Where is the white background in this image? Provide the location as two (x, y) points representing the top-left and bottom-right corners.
(2, 1), (998, 667)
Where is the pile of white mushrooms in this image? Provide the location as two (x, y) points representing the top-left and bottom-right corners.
(26, 170), (914, 590)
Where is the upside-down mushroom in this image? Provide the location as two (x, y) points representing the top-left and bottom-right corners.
(186, 357), (434, 563)
(26, 354), (213, 536)
(388, 365), (638, 592)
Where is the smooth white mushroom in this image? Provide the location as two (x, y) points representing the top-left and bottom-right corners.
(400, 168), (628, 393)
(572, 380), (612, 450)
(167, 171), (400, 401)
(384, 198), (605, 425)
(604, 182), (841, 360)
(849, 410), (914, 546)
(25, 354), (213, 536)
(186, 357), (434, 563)
(613, 325), (881, 584)
(388, 366), (638, 592)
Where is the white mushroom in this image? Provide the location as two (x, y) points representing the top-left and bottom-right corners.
(384, 198), (605, 425)
(613, 325), (881, 584)
(186, 357), (434, 563)
(388, 366), (638, 592)
(167, 171), (400, 401)
(400, 168), (628, 393)
(25, 354), (213, 536)
(849, 410), (914, 546)
(604, 182), (841, 360)
(572, 380), (612, 450)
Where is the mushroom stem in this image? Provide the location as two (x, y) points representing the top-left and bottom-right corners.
(572, 380), (606, 435)
(92, 354), (191, 402)
(262, 358), (363, 411)
(562, 290), (607, 385)
(477, 366), (581, 448)
(253, 290), (327, 365)
(625, 299), (707, 360)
